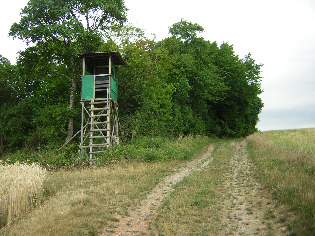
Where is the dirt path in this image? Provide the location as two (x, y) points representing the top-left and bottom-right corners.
(101, 141), (295, 235)
(219, 141), (293, 235)
(100, 144), (215, 235)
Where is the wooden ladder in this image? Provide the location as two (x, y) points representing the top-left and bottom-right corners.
(89, 98), (111, 163)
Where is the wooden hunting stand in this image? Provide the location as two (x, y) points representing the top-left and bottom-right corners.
(79, 52), (125, 163)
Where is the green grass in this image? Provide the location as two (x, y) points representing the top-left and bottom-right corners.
(96, 135), (210, 164)
(247, 128), (315, 235)
(1, 135), (211, 169)
(3, 129), (314, 235)
(152, 140), (233, 235)
(259, 128), (315, 157)
(0, 136), (211, 235)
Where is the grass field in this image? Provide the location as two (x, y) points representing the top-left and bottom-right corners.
(1, 129), (314, 235)
(0, 136), (211, 235)
(247, 128), (315, 235)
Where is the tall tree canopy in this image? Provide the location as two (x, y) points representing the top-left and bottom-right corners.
(118, 20), (263, 138)
(1, 18), (263, 153)
(9, 0), (127, 142)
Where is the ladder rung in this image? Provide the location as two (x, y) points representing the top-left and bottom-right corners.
(90, 136), (110, 139)
(91, 129), (109, 132)
(90, 144), (109, 147)
(95, 74), (110, 77)
(95, 89), (107, 91)
(91, 114), (108, 117)
(95, 84), (109, 88)
(90, 107), (109, 111)
(91, 101), (110, 104)
(95, 87), (109, 90)
(80, 144), (109, 148)
(95, 82), (109, 84)
(95, 80), (109, 84)
(91, 121), (110, 124)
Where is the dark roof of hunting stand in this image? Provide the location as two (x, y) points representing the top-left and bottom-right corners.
(79, 51), (125, 66)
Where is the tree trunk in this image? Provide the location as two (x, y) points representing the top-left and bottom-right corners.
(65, 51), (78, 143)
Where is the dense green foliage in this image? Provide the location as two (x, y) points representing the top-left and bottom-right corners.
(0, 0), (263, 158)
(1, 136), (211, 169)
(9, 0), (127, 144)
(119, 20), (263, 139)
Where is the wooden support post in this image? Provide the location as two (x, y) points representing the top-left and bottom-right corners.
(80, 101), (84, 147)
(108, 56), (112, 145)
(116, 104), (119, 145)
(89, 99), (95, 164)
(82, 57), (85, 76)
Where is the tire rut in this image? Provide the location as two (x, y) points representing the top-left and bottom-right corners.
(219, 141), (294, 236)
(100, 144), (215, 235)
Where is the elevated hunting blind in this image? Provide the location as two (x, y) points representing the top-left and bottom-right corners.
(79, 52), (125, 163)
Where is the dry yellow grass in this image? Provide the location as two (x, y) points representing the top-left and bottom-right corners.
(0, 162), (46, 226)
(1, 161), (184, 235)
(247, 130), (315, 235)
(261, 128), (315, 158)
(0, 137), (211, 235)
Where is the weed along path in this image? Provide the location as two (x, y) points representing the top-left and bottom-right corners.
(101, 144), (215, 235)
(219, 141), (294, 235)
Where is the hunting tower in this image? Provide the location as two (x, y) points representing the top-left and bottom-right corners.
(79, 52), (125, 163)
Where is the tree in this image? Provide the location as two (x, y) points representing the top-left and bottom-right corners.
(9, 0), (127, 142)
(162, 20), (263, 137)
(117, 20), (263, 139)
(209, 43), (263, 136)
(0, 56), (15, 106)
(164, 21), (229, 135)
(169, 19), (204, 42)
(15, 44), (73, 146)
(118, 39), (174, 138)
(0, 56), (15, 151)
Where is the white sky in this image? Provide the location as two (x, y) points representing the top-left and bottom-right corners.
(1, 0), (315, 131)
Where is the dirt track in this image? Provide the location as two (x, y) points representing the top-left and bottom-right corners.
(219, 141), (293, 235)
(101, 144), (214, 235)
(101, 141), (294, 235)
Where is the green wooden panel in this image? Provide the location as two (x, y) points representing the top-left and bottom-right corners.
(81, 75), (94, 100)
(110, 76), (118, 102)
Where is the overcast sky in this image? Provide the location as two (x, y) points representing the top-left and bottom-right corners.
(1, 0), (314, 131)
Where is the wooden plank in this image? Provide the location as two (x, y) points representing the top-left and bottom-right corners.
(90, 128), (109, 132)
(91, 114), (108, 117)
(90, 107), (109, 111)
(90, 144), (109, 147)
(91, 121), (110, 125)
(80, 102), (85, 147)
(90, 136), (110, 139)
(91, 99), (110, 104)
(82, 57), (85, 76)
(94, 73), (110, 77)
(89, 98), (95, 164)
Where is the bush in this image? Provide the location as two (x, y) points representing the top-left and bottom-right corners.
(1, 144), (88, 169)
(96, 135), (210, 165)
(1, 136), (211, 168)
